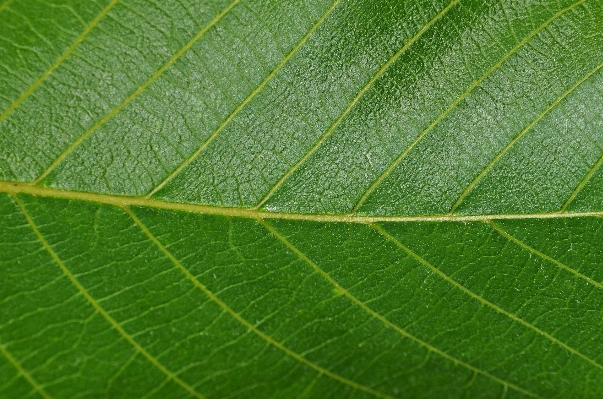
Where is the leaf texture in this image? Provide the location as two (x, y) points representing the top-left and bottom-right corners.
(2, 0), (603, 398)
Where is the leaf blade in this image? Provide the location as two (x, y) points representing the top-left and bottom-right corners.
(3, 0), (603, 397)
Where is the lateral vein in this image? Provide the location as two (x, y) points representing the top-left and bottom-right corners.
(0, 0), (120, 124)
(124, 207), (394, 399)
(0, 342), (52, 399)
(260, 219), (542, 399)
(146, 0), (342, 198)
(371, 222), (603, 373)
(13, 195), (207, 399)
(450, 61), (603, 213)
(33, 0), (241, 184)
(253, 0), (460, 210)
(351, 0), (586, 213)
(488, 220), (603, 291)
(561, 149), (603, 211)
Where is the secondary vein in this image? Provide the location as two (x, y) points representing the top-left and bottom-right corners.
(371, 222), (603, 373)
(125, 207), (394, 399)
(450, 61), (603, 213)
(32, 0), (241, 184)
(13, 195), (207, 399)
(351, 0), (586, 213)
(253, 0), (460, 210)
(145, 0), (341, 198)
(0, 342), (52, 399)
(561, 149), (603, 211)
(0, 0), (120, 123)
(487, 220), (603, 290)
(260, 219), (542, 399)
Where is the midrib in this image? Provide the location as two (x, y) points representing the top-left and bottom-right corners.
(0, 180), (599, 223)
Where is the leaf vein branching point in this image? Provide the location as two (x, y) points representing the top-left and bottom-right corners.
(32, 0), (241, 184)
(4, 181), (603, 222)
(351, 0), (586, 213)
(124, 208), (393, 399)
(450, 62), (603, 214)
(145, 0), (341, 198)
(371, 222), (603, 373)
(260, 219), (542, 399)
(487, 220), (603, 290)
(13, 195), (207, 399)
(253, 0), (460, 210)
(0, 342), (52, 399)
(0, 0), (120, 124)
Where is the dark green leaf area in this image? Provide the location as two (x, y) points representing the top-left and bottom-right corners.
(3, 194), (603, 398)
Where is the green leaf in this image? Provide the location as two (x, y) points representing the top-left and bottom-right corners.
(1, 0), (603, 398)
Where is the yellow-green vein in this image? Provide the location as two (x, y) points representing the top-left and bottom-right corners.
(561, 151), (603, 211)
(450, 61), (603, 214)
(351, 0), (586, 213)
(253, 0), (460, 210)
(488, 220), (603, 290)
(146, 0), (341, 198)
(13, 195), (206, 399)
(33, 0), (241, 184)
(4, 181), (603, 223)
(0, 0), (14, 13)
(124, 207), (394, 399)
(370, 222), (603, 372)
(259, 218), (542, 399)
(0, 342), (52, 399)
(0, 0), (119, 123)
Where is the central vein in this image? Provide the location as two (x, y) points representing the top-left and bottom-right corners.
(1, 181), (601, 223)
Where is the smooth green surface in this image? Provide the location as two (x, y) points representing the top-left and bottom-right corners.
(2, 0), (603, 398)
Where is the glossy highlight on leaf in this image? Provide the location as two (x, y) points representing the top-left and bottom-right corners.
(2, 0), (603, 398)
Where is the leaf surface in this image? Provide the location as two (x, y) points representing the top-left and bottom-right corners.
(2, 0), (603, 398)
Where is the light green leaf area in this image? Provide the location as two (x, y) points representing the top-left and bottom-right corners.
(2, 0), (603, 398)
